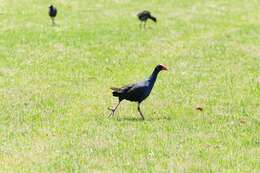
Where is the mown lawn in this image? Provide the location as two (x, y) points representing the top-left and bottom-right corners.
(0, 0), (259, 172)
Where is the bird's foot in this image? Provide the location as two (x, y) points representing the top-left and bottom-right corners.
(139, 115), (145, 120)
(107, 107), (115, 117)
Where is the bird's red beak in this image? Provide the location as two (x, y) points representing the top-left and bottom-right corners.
(161, 64), (168, 71)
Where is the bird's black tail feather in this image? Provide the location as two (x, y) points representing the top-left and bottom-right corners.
(111, 87), (121, 97)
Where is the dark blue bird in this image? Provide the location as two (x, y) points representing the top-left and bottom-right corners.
(108, 64), (168, 120)
(48, 5), (57, 25)
(137, 10), (157, 29)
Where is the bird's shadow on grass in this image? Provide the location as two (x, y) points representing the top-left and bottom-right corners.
(140, 27), (155, 31)
(50, 23), (60, 27)
(115, 116), (171, 122)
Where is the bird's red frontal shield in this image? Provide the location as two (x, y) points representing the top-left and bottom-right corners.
(160, 64), (168, 70)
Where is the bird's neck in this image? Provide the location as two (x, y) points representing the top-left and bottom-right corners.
(149, 16), (156, 22)
(148, 69), (160, 84)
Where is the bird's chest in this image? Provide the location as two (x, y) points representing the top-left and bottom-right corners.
(49, 10), (57, 17)
(137, 85), (152, 101)
(142, 86), (152, 96)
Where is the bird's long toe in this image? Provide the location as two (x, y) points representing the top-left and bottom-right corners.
(108, 111), (114, 117)
(108, 107), (115, 117)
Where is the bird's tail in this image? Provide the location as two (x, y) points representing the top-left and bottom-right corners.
(110, 87), (121, 97)
(149, 15), (157, 23)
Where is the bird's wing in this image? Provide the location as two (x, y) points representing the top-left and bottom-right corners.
(111, 83), (135, 93)
(125, 81), (148, 98)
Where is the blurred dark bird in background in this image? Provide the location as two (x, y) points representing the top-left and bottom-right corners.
(49, 5), (57, 25)
(137, 10), (157, 29)
(108, 64), (168, 120)
(196, 107), (203, 111)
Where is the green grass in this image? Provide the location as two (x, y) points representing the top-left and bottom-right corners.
(0, 0), (259, 172)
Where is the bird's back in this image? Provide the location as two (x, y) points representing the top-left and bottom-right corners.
(137, 10), (151, 21)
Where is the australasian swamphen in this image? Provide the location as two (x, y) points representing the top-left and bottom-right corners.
(108, 64), (168, 120)
(49, 5), (57, 25)
(137, 10), (157, 28)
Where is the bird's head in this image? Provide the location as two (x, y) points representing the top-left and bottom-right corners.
(155, 64), (168, 72)
(49, 5), (53, 9)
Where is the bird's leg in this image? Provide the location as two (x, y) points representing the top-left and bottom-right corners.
(51, 18), (55, 26)
(108, 101), (121, 117)
(144, 21), (146, 29)
(137, 103), (145, 120)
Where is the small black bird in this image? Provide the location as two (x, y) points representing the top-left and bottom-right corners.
(137, 10), (157, 28)
(48, 5), (57, 25)
(108, 64), (168, 120)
